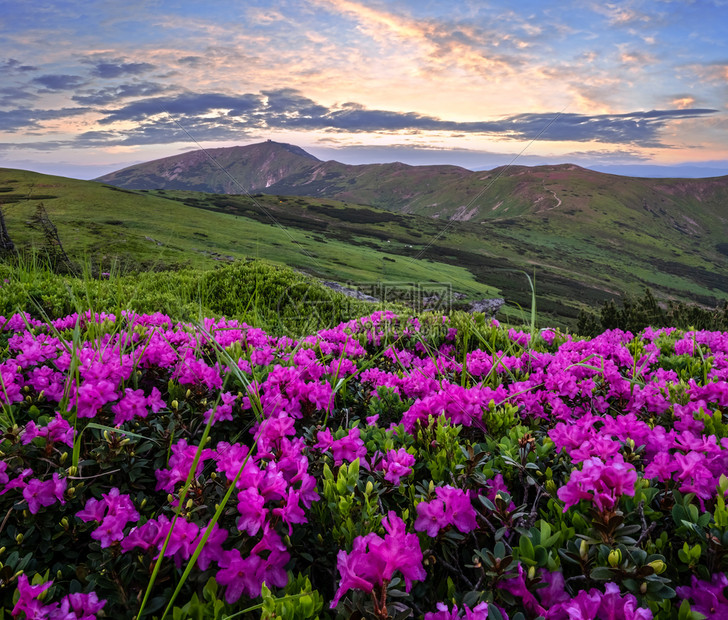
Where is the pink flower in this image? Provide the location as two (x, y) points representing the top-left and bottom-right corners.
(23, 473), (66, 514)
(557, 455), (637, 513)
(380, 448), (415, 485)
(111, 387), (149, 425)
(331, 511), (425, 609)
(12, 574), (52, 619)
(415, 486), (477, 536)
(415, 499), (449, 537)
(216, 549), (264, 604)
(193, 523), (228, 571)
(52, 591), (107, 619)
(236, 487), (267, 535)
(331, 427), (367, 465)
(676, 573), (728, 618)
(435, 486), (478, 533)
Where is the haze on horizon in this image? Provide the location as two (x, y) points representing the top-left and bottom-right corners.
(1, 0), (727, 179)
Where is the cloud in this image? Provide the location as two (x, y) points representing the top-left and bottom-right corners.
(1, 58), (37, 72)
(32, 74), (86, 91)
(0, 107), (90, 132)
(98, 92), (263, 124)
(91, 89), (719, 148)
(72, 82), (170, 106)
(90, 60), (156, 78)
(671, 96), (696, 109)
(311, 0), (524, 77)
(0, 86), (39, 107)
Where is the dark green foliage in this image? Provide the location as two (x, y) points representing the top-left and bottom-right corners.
(0, 259), (380, 336)
(577, 288), (728, 336)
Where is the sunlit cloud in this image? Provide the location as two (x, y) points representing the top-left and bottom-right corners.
(0, 0), (725, 174)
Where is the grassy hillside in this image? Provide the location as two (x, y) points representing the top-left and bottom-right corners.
(2, 167), (727, 329)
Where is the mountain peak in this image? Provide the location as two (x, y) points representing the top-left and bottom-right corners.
(257, 140), (320, 161)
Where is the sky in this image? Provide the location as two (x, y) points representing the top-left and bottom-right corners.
(1, 0), (728, 179)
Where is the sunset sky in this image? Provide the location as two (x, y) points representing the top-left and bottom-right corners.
(2, 0), (727, 178)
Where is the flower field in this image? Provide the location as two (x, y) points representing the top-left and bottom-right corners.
(1, 308), (727, 619)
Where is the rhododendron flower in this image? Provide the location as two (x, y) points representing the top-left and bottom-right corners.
(23, 473), (66, 514)
(415, 499), (449, 537)
(76, 488), (139, 548)
(111, 387), (149, 425)
(548, 583), (653, 620)
(379, 448), (415, 485)
(331, 427), (368, 465)
(52, 591), (107, 619)
(216, 548), (264, 603)
(676, 573), (728, 618)
(73, 379), (118, 418)
(236, 487), (267, 535)
(331, 511), (425, 608)
(415, 486), (477, 536)
(557, 455), (637, 513)
(12, 574), (52, 619)
(192, 523), (228, 571)
(22, 413), (73, 447)
(0, 467), (33, 496)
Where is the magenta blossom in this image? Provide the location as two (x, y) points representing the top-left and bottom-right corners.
(414, 485), (478, 537)
(557, 454), (637, 513)
(22, 473), (66, 514)
(331, 511), (425, 608)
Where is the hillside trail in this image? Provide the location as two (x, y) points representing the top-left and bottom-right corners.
(532, 179), (562, 213)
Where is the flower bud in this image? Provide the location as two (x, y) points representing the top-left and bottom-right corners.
(185, 389), (191, 398)
(15, 533), (23, 544)
(60, 452), (68, 464)
(171, 400), (178, 410)
(57, 570), (63, 580)
(185, 499), (194, 510)
(647, 560), (666, 575)
(0, 546), (5, 556)
(365, 481), (373, 495)
(167, 494), (175, 504)
(579, 539), (589, 561)
(60, 517), (69, 530)
(67, 465), (78, 476)
(608, 549), (622, 567)
(67, 487), (76, 498)
(527, 565), (536, 580)
(640, 582), (647, 594)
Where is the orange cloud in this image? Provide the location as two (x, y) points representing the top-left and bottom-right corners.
(672, 97), (695, 109)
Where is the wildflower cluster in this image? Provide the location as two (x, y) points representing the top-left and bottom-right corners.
(0, 309), (727, 618)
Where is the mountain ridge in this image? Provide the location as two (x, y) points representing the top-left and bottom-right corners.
(3, 165), (728, 327)
(95, 141), (728, 223)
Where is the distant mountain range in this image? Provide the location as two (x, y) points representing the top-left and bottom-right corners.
(96, 141), (728, 224)
(2, 149), (727, 327)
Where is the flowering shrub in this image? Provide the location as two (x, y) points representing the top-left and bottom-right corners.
(0, 308), (727, 618)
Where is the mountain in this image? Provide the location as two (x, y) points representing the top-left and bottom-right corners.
(96, 141), (728, 222)
(5, 147), (728, 327)
(96, 141), (320, 194)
